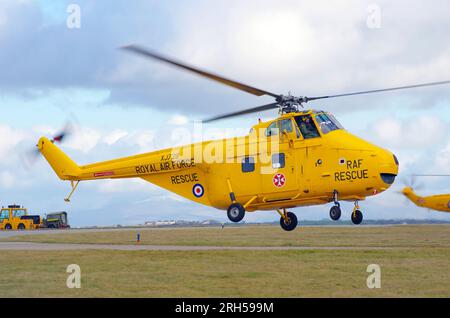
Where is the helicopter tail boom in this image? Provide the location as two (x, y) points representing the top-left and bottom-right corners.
(37, 136), (195, 182)
(37, 137), (81, 180)
(402, 187), (425, 207)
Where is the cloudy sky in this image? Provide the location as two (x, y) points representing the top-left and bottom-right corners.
(1, 0), (450, 226)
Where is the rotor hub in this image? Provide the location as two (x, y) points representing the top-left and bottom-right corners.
(276, 95), (308, 114)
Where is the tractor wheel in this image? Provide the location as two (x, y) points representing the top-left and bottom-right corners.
(18, 223), (26, 230)
(5, 224), (12, 230)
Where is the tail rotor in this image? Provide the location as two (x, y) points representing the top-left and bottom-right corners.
(22, 122), (74, 169)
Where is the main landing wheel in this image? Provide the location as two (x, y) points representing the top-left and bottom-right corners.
(280, 212), (298, 231)
(227, 203), (245, 223)
(351, 210), (363, 225)
(329, 206), (341, 221)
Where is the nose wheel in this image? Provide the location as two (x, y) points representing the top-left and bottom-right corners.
(351, 201), (363, 225)
(277, 209), (298, 231)
(329, 190), (341, 221)
(330, 191), (363, 224)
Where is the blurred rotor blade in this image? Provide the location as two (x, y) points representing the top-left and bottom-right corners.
(411, 175), (417, 189)
(306, 80), (450, 102)
(121, 44), (280, 98)
(22, 148), (41, 170)
(412, 174), (450, 177)
(415, 183), (425, 191)
(202, 102), (279, 123)
(401, 176), (412, 188)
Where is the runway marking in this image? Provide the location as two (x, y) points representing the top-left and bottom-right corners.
(0, 242), (404, 251)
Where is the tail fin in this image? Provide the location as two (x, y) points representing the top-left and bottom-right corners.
(37, 137), (81, 180)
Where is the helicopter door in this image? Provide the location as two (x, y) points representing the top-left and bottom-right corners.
(261, 118), (298, 201)
(292, 115), (326, 195)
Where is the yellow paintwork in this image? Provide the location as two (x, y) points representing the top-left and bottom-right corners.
(0, 206), (40, 230)
(38, 110), (399, 213)
(402, 187), (450, 213)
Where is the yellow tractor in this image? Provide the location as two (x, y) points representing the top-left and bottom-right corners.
(0, 205), (42, 230)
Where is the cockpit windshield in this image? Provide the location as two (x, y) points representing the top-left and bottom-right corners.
(314, 112), (344, 134)
(294, 115), (320, 139)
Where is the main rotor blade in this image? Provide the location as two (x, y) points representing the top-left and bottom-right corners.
(122, 45), (279, 98)
(413, 174), (450, 177)
(306, 80), (450, 101)
(203, 102), (279, 123)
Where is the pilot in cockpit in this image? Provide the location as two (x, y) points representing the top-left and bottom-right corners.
(296, 115), (320, 139)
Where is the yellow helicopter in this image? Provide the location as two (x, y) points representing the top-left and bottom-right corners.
(35, 45), (450, 231)
(402, 175), (450, 213)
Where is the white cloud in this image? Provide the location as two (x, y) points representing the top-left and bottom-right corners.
(0, 171), (15, 188)
(103, 129), (128, 145)
(64, 126), (102, 153)
(168, 115), (189, 125)
(132, 130), (156, 152)
(370, 115), (448, 149)
(0, 124), (28, 160)
(435, 141), (450, 174)
(163, 0), (450, 98)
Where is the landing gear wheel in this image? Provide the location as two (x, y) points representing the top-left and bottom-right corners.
(351, 210), (363, 225)
(227, 203), (245, 223)
(329, 206), (341, 221)
(280, 212), (298, 231)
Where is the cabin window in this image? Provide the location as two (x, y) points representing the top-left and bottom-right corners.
(279, 119), (293, 134)
(272, 153), (285, 169)
(315, 112), (343, 134)
(294, 115), (320, 139)
(265, 122), (279, 137)
(241, 156), (255, 173)
(12, 209), (26, 218)
(0, 209), (8, 220)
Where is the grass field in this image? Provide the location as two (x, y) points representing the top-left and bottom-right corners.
(3, 224), (450, 247)
(1, 225), (449, 297)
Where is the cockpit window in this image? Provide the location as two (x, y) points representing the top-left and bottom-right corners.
(315, 113), (344, 134)
(279, 119), (293, 134)
(294, 115), (320, 139)
(265, 122), (279, 137)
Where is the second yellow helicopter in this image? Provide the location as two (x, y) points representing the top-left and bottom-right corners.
(402, 175), (450, 213)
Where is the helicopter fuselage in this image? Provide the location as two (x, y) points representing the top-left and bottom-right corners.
(38, 110), (399, 213)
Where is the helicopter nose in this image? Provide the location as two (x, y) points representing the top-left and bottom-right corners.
(379, 153), (399, 185)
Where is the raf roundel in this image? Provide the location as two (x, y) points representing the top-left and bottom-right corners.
(273, 173), (286, 188)
(193, 183), (204, 198)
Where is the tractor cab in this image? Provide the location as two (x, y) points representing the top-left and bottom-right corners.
(0, 205), (41, 230)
